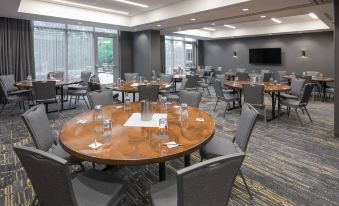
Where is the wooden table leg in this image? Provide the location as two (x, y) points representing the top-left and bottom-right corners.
(271, 92), (276, 119)
(159, 162), (166, 182)
(184, 155), (190, 167)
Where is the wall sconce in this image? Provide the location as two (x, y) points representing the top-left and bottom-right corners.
(233, 51), (237, 57)
(302, 50), (306, 57)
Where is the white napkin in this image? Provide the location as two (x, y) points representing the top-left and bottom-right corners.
(76, 119), (87, 124)
(195, 118), (205, 122)
(88, 141), (103, 149)
(164, 141), (181, 148)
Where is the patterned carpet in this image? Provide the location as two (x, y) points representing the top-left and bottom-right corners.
(0, 90), (338, 206)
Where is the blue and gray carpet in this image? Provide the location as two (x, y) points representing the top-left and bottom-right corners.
(1, 92), (338, 206)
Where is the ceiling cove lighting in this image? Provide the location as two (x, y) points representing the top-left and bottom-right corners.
(157, 24), (162, 27)
(309, 13), (318, 19)
(242, 8), (249, 11)
(114, 0), (148, 8)
(224, 25), (236, 29)
(190, 18), (196, 21)
(260, 15), (266, 18)
(203, 27), (216, 31)
(271, 18), (282, 24)
(50, 0), (129, 14)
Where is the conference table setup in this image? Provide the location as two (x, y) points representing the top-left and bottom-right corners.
(59, 102), (215, 181)
(224, 80), (291, 120)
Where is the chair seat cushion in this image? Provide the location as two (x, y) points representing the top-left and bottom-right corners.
(50, 144), (81, 163)
(68, 90), (87, 96)
(150, 178), (177, 206)
(280, 99), (299, 107)
(36, 99), (57, 104)
(198, 83), (208, 87)
(223, 89), (233, 94)
(166, 94), (179, 101)
(72, 169), (126, 206)
(224, 94), (239, 102)
(280, 93), (298, 100)
(8, 89), (31, 96)
(200, 137), (237, 158)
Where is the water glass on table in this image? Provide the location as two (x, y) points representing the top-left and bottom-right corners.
(158, 118), (168, 139)
(124, 96), (131, 112)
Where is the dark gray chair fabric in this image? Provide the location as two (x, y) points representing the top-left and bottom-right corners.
(124, 73), (139, 81)
(276, 71), (288, 83)
(281, 78), (305, 100)
(14, 146), (126, 206)
(185, 75), (199, 90)
(88, 90), (116, 109)
(138, 85), (160, 102)
(32, 81), (58, 112)
(21, 104), (81, 164)
(236, 72), (249, 81)
(165, 79), (188, 103)
(151, 152), (245, 206)
(280, 84), (314, 126)
(68, 72), (92, 109)
(0, 74), (32, 97)
(263, 72), (273, 82)
(160, 73), (173, 84)
(0, 80), (29, 114)
(179, 90), (202, 108)
(215, 74), (233, 94)
(213, 79), (240, 116)
(243, 84), (267, 126)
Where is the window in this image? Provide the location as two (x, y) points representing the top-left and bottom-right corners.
(165, 36), (197, 74)
(33, 21), (118, 82)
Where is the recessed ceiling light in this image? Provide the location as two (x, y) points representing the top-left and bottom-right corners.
(268, 33), (273, 35)
(271, 18), (282, 24)
(211, 22), (216, 26)
(203, 27), (216, 31)
(190, 18), (196, 21)
(242, 8), (249, 11)
(309, 13), (318, 19)
(114, 0), (148, 8)
(224, 25), (236, 29)
(260, 15), (266, 18)
(50, 0), (129, 15)
(157, 24), (162, 27)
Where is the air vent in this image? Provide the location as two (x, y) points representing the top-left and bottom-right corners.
(310, 0), (333, 5)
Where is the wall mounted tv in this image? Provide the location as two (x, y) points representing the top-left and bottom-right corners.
(249, 48), (281, 65)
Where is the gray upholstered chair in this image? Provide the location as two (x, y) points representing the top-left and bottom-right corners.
(197, 75), (211, 96)
(200, 103), (259, 199)
(236, 72), (249, 81)
(150, 152), (245, 206)
(185, 75), (199, 91)
(159, 73), (174, 93)
(213, 79), (240, 117)
(87, 90), (117, 109)
(138, 85), (160, 102)
(276, 71), (288, 83)
(0, 80), (29, 114)
(124, 73), (139, 81)
(280, 84), (314, 126)
(281, 78), (305, 100)
(215, 74), (233, 94)
(32, 81), (58, 113)
(14, 146), (126, 206)
(0, 74), (31, 96)
(179, 90), (202, 108)
(243, 84), (267, 127)
(21, 104), (83, 167)
(263, 72), (273, 82)
(165, 79), (188, 103)
(68, 71), (92, 109)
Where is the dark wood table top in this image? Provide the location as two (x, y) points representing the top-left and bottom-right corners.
(15, 79), (82, 89)
(59, 102), (215, 165)
(224, 81), (291, 93)
(107, 80), (171, 93)
(282, 75), (334, 82)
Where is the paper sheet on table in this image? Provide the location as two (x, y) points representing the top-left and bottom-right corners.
(123, 113), (167, 127)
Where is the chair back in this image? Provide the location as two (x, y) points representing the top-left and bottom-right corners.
(177, 152), (245, 206)
(179, 79), (188, 90)
(300, 84), (314, 106)
(276, 71), (287, 82)
(236, 72), (249, 81)
(290, 78), (305, 96)
(179, 90), (202, 108)
(215, 74), (226, 89)
(138, 85), (160, 102)
(124, 73), (139, 81)
(14, 146), (76, 206)
(185, 75), (199, 89)
(236, 68), (247, 73)
(80, 71), (92, 86)
(87, 90), (114, 109)
(21, 104), (55, 151)
(263, 73), (273, 82)
(300, 76), (312, 84)
(243, 84), (264, 106)
(88, 75), (101, 91)
(89, 75), (100, 84)
(234, 103), (258, 152)
(160, 74), (173, 83)
(32, 81), (57, 101)
(48, 71), (64, 81)
(0, 74), (18, 92)
(213, 80), (225, 100)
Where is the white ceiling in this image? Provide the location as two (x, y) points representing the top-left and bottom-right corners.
(0, 0), (334, 39)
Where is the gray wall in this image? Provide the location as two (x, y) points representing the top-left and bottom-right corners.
(202, 32), (334, 77)
(335, 1), (339, 137)
(119, 31), (133, 75)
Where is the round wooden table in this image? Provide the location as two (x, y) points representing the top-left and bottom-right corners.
(15, 79), (82, 110)
(282, 75), (334, 101)
(224, 81), (291, 120)
(106, 80), (171, 102)
(59, 102), (215, 181)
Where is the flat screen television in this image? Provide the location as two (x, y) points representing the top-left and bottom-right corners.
(249, 48), (281, 65)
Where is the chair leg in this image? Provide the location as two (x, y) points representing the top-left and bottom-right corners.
(239, 169), (253, 200)
(68, 96), (73, 108)
(304, 107), (312, 122)
(207, 87), (211, 96)
(83, 96), (90, 109)
(214, 100), (219, 111)
(0, 104), (6, 114)
(264, 107), (267, 128)
(294, 108), (303, 126)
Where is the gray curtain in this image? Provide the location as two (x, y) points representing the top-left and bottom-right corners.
(0, 17), (35, 81)
(160, 35), (165, 73)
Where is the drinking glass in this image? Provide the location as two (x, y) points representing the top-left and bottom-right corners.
(102, 119), (112, 142)
(158, 118), (168, 138)
(180, 103), (189, 128)
(27, 75), (32, 81)
(124, 96), (131, 112)
(160, 96), (167, 113)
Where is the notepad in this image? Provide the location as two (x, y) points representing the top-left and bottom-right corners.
(123, 113), (167, 127)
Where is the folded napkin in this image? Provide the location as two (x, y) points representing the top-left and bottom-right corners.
(88, 141), (103, 149)
(164, 141), (181, 148)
